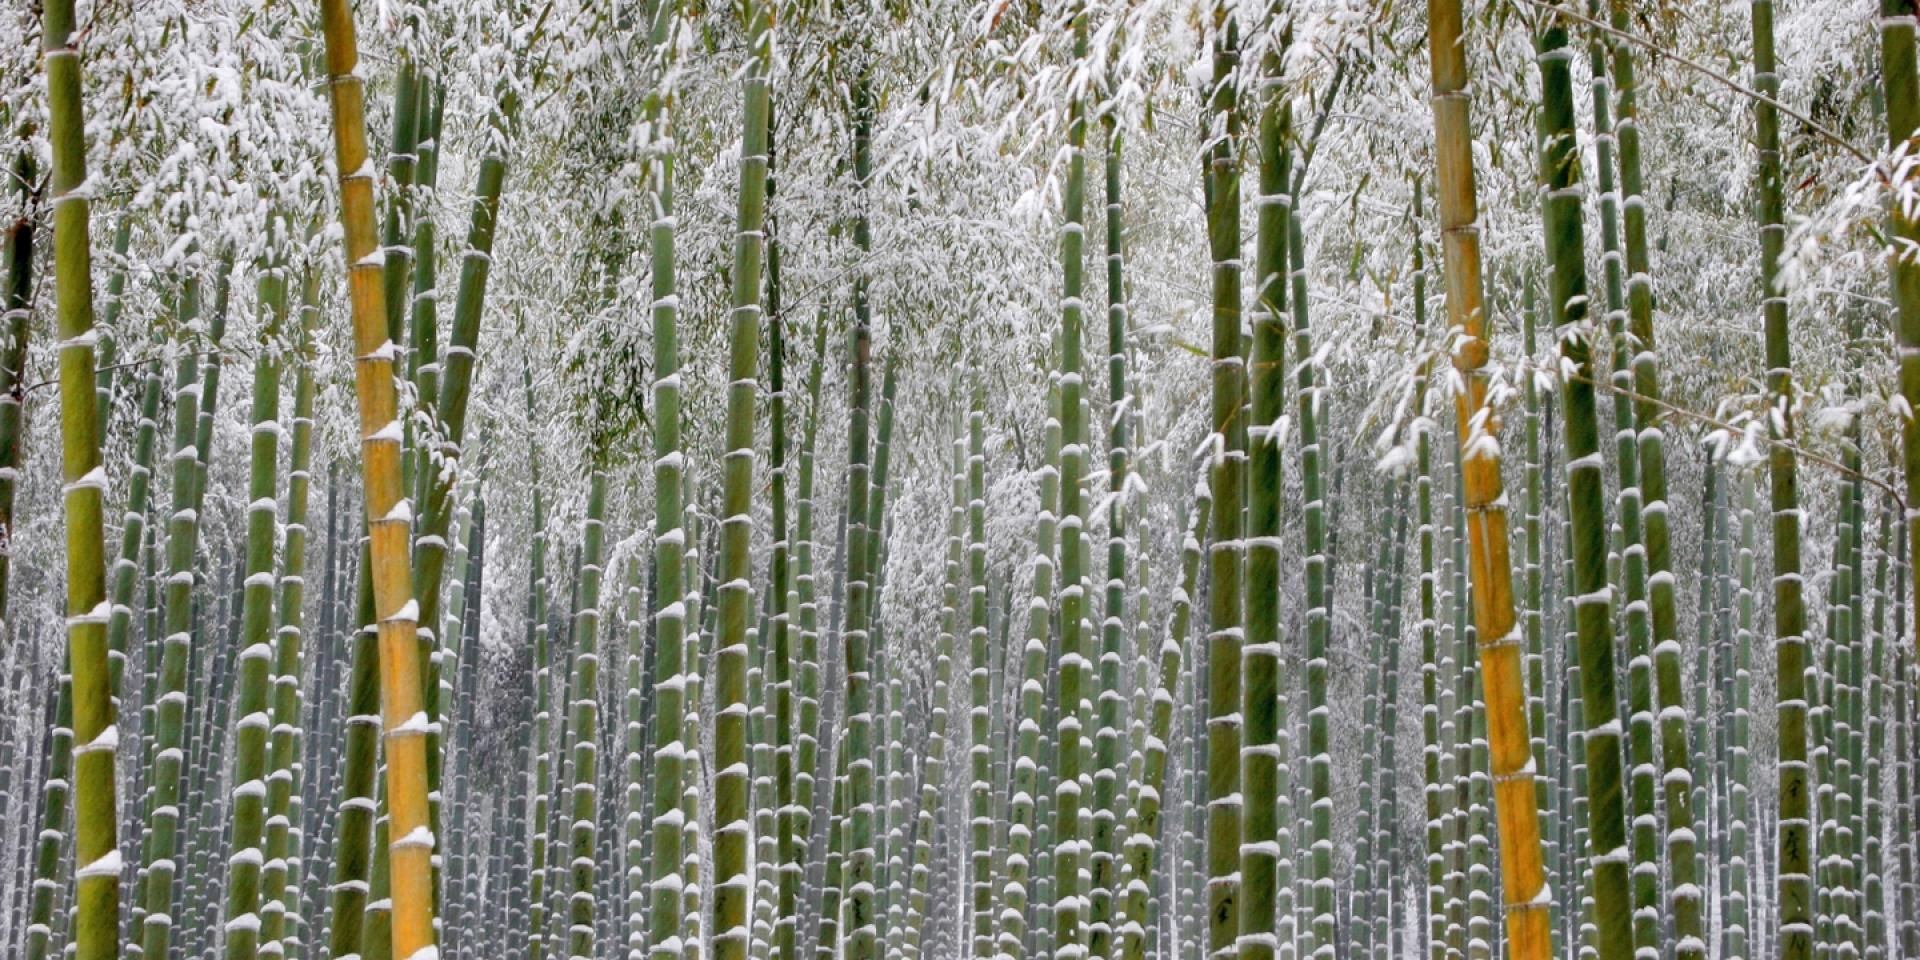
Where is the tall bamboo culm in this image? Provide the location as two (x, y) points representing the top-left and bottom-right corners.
(1050, 9), (1091, 960)
(1242, 7), (1289, 960)
(221, 217), (293, 960)
(1603, 4), (1703, 954)
(643, 0), (691, 956)
(1202, 3), (1246, 957)
(1878, 0), (1920, 672)
(1533, 6), (1632, 959)
(39, 1), (118, 958)
(316, 4), (441, 960)
(1424, 1), (1552, 957)
(1748, 1), (1812, 956)
(714, 2), (770, 957)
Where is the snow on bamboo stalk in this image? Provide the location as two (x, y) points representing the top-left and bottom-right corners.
(622, 550), (649, 960)
(1580, 21), (1659, 955)
(317, 2), (441, 956)
(132, 232), (212, 960)
(1116, 477), (1207, 960)
(1202, 2), (1245, 956)
(1408, 182), (1449, 960)
(714, 3), (770, 957)
(965, 385), (992, 960)
(222, 218), (294, 960)
(1878, 0), (1920, 675)
(1520, 277), (1553, 960)
(1243, 6), (1289, 960)
(766, 114), (799, 960)
(527, 364), (556, 960)
(261, 260), (322, 960)
(1602, 5), (1704, 953)
(644, 0), (691, 954)
(791, 326), (825, 960)
(1727, 458), (1756, 960)
(564, 471), (609, 959)
(1286, 95), (1342, 960)
(0, 143), (35, 632)
(902, 433), (966, 955)
(38, 0), (118, 953)
(1747, 0), (1812, 955)
(415, 45), (523, 778)
(1086, 71), (1132, 960)
(1050, 9), (1092, 960)
(843, 45), (881, 960)
(1425, 0), (1553, 955)
(1533, 6), (1632, 958)
(1001, 366), (1063, 960)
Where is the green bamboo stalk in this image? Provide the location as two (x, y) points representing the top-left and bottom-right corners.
(1728, 457), (1756, 960)
(1050, 10), (1092, 960)
(1520, 275), (1555, 960)
(1534, 7), (1629, 957)
(680, 482), (705, 957)
(222, 217), (294, 960)
(1354, 480), (1387, 960)
(1600, 6), (1704, 953)
(1203, 2), (1245, 956)
(1580, 20), (1658, 956)
(791, 323), (826, 960)
(1896, 633), (1916, 959)
(403, 76), (441, 507)
(1088, 82), (1130, 960)
(1287, 127), (1340, 960)
(643, 0), (690, 953)
(843, 40), (881, 960)
(38, 0), (117, 951)
(414, 49), (523, 724)
(966, 384), (992, 960)
(1410, 181), (1447, 960)
(527, 364), (555, 960)
(765, 110), (799, 960)
(1879, 0), (1920, 677)
(0, 141), (35, 627)
(1115, 474), (1206, 960)
(257, 255), (318, 960)
(131, 232), (215, 960)
(713, 2), (769, 955)
(564, 470), (608, 959)
(380, 53), (421, 351)
(1001, 362), (1063, 960)
(324, 548), (379, 960)
(622, 549), (650, 960)
(1242, 3), (1289, 958)
(901, 430), (966, 956)
(1375, 478), (1410, 960)
(865, 361), (901, 960)
(1747, 0), (1812, 954)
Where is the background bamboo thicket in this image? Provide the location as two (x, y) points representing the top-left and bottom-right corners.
(5, 0), (1920, 960)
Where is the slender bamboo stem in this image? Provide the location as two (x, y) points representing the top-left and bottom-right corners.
(1426, 1), (1553, 955)
(316, 3), (439, 956)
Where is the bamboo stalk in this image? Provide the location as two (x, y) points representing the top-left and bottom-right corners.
(1426, 1), (1552, 955)
(316, 3), (439, 957)
(1748, 0), (1812, 954)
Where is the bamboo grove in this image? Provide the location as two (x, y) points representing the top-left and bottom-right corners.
(5, 0), (1920, 959)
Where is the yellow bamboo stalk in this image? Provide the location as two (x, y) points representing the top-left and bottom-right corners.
(1425, 1), (1551, 957)
(317, 3), (438, 958)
